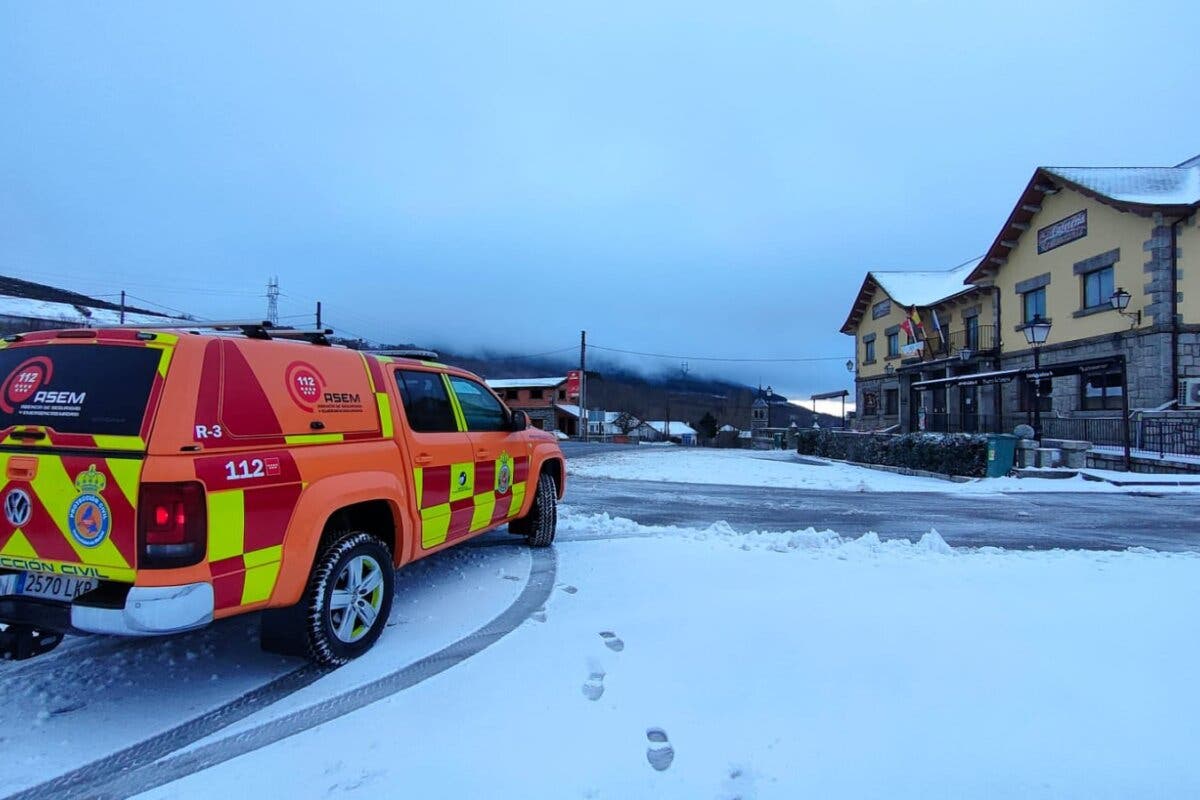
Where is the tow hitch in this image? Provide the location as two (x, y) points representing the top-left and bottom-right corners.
(0, 624), (64, 661)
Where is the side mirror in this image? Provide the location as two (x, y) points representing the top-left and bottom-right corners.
(510, 410), (529, 431)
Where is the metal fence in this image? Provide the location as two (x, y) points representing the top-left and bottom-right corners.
(918, 324), (999, 360)
(1141, 417), (1200, 458)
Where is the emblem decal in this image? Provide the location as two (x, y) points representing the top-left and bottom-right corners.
(496, 451), (513, 495)
(67, 465), (111, 548)
(4, 488), (31, 528)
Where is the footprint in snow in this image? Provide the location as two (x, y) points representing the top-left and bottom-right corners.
(645, 727), (675, 771)
(531, 607), (547, 623)
(501, 574), (522, 582)
(558, 584), (578, 595)
(582, 670), (606, 701)
(599, 631), (624, 652)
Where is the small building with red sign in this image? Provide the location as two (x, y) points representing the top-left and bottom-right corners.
(486, 376), (571, 432)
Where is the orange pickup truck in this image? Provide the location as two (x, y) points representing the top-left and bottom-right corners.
(0, 323), (564, 664)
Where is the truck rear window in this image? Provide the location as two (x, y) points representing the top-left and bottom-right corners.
(0, 345), (162, 436)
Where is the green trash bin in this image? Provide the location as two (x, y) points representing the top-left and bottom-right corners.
(986, 434), (1018, 478)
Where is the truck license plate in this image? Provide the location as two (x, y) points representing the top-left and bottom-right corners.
(5, 572), (97, 603)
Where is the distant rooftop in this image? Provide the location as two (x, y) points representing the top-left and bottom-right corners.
(871, 257), (982, 308)
(486, 376), (567, 390)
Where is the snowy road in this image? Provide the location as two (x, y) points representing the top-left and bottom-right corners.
(565, 475), (1200, 551)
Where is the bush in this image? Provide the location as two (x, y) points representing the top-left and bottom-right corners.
(797, 429), (988, 477)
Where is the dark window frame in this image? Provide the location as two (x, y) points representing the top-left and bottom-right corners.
(1022, 287), (1047, 323)
(864, 339), (875, 363)
(448, 376), (510, 432)
(1080, 369), (1124, 411)
(1081, 265), (1115, 310)
(884, 388), (899, 416)
(886, 332), (900, 358)
(395, 370), (459, 433)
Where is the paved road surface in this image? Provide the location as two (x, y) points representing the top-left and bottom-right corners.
(562, 473), (1200, 552)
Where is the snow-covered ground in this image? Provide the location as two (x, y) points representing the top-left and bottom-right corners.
(134, 510), (1200, 800)
(567, 446), (1200, 493)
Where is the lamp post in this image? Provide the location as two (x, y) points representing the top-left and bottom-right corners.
(1022, 314), (1052, 439)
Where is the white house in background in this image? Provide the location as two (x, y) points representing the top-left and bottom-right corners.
(638, 420), (699, 446)
(554, 405), (629, 438)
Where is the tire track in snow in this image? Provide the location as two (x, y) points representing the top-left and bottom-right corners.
(54, 546), (557, 800)
(1, 663), (327, 800)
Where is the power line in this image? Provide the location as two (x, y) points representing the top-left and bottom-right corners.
(123, 292), (195, 317)
(589, 343), (849, 364)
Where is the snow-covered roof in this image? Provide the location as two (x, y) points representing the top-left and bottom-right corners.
(644, 420), (698, 437)
(486, 376), (566, 390)
(718, 424), (739, 432)
(0, 295), (175, 327)
(1044, 166), (1200, 207)
(555, 403), (581, 418)
(871, 258), (981, 308)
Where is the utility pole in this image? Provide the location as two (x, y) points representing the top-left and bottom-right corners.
(579, 330), (588, 442)
(119, 290), (126, 324)
(316, 301), (322, 330)
(266, 277), (280, 325)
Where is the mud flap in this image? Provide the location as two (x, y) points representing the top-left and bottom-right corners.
(0, 624), (64, 661)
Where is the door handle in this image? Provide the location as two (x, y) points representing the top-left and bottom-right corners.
(475, 449), (492, 459)
(414, 453), (434, 466)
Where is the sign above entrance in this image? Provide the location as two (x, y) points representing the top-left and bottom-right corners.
(1038, 210), (1087, 254)
(901, 341), (924, 358)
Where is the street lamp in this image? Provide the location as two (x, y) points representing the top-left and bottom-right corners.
(1022, 314), (1052, 439)
(845, 359), (854, 372)
(884, 363), (896, 376)
(1110, 287), (1141, 327)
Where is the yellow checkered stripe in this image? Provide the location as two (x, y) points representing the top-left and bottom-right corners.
(414, 455), (528, 549)
(206, 483), (298, 609)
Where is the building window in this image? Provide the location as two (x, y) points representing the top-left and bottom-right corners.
(872, 299), (891, 319)
(1022, 287), (1046, 323)
(1081, 370), (1123, 411)
(1082, 266), (1114, 310)
(965, 315), (980, 350)
(531, 418), (545, 429)
(1020, 377), (1053, 412)
(862, 392), (878, 416)
(558, 390), (566, 400)
(884, 389), (898, 416)
(504, 390), (518, 401)
(530, 388), (544, 399)
(864, 339), (875, 362)
(886, 332), (899, 357)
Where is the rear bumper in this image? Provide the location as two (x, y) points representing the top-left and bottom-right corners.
(71, 582), (214, 636)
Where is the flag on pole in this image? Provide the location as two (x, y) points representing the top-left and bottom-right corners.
(900, 317), (914, 339)
(931, 311), (948, 352)
(908, 306), (925, 338)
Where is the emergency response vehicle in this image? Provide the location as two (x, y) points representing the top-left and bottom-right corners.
(0, 322), (564, 664)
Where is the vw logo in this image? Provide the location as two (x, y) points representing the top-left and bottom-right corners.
(5, 489), (32, 528)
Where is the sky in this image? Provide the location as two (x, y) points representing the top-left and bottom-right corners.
(3, 2), (1199, 406)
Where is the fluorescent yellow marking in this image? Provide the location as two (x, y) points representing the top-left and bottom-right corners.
(92, 435), (145, 451)
(241, 561), (281, 605)
(377, 392), (394, 438)
(283, 433), (345, 445)
(420, 504), (451, 548)
(30, 457), (129, 569)
(243, 544), (283, 568)
(207, 491), (246, 562)
(413, 468), (424, 508)
(449, 461), (474, 501)
(0, 550), (134, 582)
(508, 481), (527, 518)
(421, 360), (442, 368)
(106, 458), (143, 509)
(375, 355), (394, 364)
(441, 373), (467, 432)
(146, 336), (178, 377)
(1, 530), (38, 558)
(470, 491), (496, 532)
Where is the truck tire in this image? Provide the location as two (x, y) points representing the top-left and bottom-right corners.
(260, 531), (394, 666)
(508, 472), (557, 547)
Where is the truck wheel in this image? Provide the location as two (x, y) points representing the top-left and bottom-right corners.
(260, 531), (394, 666)
(509, 472), (557, 547)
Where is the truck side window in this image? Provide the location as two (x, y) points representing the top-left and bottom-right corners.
(396, 370), (458, 433)
(448, 376), (509, 432)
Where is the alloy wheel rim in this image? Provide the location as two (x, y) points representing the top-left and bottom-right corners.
(329, 554), (385, 643)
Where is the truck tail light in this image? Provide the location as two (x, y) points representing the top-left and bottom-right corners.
(137, 482), (207, 568)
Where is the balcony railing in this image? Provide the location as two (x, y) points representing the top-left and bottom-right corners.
(904, 325), (998, 363)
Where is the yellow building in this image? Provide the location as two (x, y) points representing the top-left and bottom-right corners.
(842, 154), (1200, 445)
